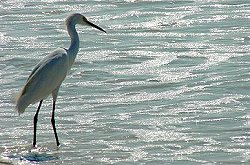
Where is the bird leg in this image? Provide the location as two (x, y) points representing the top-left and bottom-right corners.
(33, 100), (43, 147)
(51, 101), (60, 146)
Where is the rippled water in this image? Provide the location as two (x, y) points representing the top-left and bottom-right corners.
(1, 0), (250, 164)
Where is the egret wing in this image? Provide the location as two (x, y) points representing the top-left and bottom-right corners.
(20, 48), (69, 104)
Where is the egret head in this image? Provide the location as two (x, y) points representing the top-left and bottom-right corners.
(66, 13), (106, 33)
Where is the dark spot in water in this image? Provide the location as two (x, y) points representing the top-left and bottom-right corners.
(20, 152), (59, 162)
(6, 152), (59, 163)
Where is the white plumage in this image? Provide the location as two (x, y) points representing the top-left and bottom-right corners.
(15, 13), (106, 147)
(16, 48), (68, 114)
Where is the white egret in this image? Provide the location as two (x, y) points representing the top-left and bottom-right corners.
(15, 13), (106, 147)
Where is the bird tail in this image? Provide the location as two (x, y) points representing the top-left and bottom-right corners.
(13, 90), (29, 115)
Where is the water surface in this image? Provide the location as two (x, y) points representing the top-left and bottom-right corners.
(0, 0), (250, 164)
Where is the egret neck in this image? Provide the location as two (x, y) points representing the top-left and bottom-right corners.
(66, 21), (80, 68)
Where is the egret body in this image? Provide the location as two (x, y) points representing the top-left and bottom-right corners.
(15, 13), (106, 147)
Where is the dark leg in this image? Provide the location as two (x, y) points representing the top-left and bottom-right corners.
(33, 100), (43, 147)
(51, 101), (60, 146)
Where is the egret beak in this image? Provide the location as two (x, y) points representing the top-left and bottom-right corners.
(86, 20), (106, 33)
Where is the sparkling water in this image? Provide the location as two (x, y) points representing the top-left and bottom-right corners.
(0, 0), (249, 164)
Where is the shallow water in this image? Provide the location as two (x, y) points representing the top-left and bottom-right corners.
(0, 0), (250, 164)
